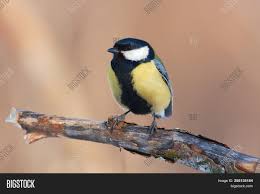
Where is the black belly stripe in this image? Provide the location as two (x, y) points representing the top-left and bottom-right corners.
(121, 81), (151, 114)
(111, 57), (152, 115)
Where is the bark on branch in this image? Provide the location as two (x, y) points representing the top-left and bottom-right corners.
(5, 108), (260, 173)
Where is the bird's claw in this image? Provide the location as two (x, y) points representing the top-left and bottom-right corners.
(107, 114), (126, 132)
(147, 120), (157, 135)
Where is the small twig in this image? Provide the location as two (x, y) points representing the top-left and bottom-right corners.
(5, 108), (260, 173)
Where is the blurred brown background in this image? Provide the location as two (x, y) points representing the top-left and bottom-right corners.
(0, 0), (260, 173)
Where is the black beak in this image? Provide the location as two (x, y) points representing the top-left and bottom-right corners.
(107, 47), (119, 54)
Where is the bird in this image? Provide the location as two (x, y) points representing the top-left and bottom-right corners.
(107, 38), (173, 134)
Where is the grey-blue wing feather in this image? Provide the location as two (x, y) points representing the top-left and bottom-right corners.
(153, 57), (173, 117)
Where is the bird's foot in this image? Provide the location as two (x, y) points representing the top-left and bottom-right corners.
(107, 111), (130, 132)
(111, 114), (126, 129)
(147, 119), (157, 135)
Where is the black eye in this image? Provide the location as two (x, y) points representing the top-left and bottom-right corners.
(116, 44), (132, 51)
(125, 45), (131, 50)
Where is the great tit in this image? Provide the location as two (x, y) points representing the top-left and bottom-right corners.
(107, 38), (173, 134)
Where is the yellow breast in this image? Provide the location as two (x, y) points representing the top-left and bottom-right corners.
(131, 61), (171, 113)
(107, 65), (125, 108)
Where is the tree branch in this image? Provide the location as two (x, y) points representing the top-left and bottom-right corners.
(5, 108), (260, 173)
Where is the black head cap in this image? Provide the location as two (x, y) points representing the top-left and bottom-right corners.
(107, 38), (155, 61)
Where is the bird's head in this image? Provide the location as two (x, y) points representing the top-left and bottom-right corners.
(107, 38), (155, 62)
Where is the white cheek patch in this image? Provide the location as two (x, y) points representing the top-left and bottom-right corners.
(122, 46), (149, 61)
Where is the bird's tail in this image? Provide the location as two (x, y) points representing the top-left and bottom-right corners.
(164, 100), (172, 117)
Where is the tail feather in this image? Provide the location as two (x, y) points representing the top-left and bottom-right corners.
(164, 100), (172, 117)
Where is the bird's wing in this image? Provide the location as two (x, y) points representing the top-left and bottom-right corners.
(153, 55), (173, 117)
(153, 55), (173, 94)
